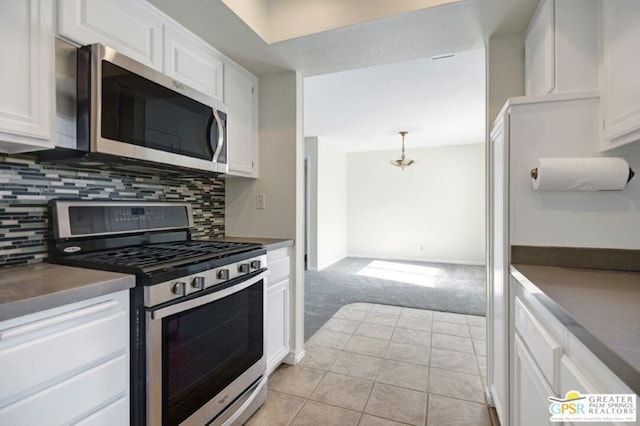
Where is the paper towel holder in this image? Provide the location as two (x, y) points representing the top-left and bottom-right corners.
(530, 167), (635, 183)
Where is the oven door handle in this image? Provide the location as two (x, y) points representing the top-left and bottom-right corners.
(150, 270), (267, 320)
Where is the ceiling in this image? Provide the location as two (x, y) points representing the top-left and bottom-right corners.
(221, 0), (461, 44)
(304, 49), (486, 152)
(148, 0), (538, 77)
(147, 0), (536, 152)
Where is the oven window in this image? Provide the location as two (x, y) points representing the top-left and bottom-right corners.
(101, 61), (219, 161)
(162, 280), (263, 425)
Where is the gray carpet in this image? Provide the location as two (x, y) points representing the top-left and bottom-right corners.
(304, 257), (486, 340)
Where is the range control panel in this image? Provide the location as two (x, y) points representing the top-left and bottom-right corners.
(144, 254), (268, 307)
(68, 204), (189, 235)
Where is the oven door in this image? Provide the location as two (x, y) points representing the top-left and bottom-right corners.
(147, 271), (266, 426)
(79, 43), (228, 174)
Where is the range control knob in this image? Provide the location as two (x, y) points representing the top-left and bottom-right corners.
(172, 281), (186, 296)
(217, 269), (230, 280)
(238, 263), (250, 274)
(192, 276), (205, 290)
(250, 260), (261, 270)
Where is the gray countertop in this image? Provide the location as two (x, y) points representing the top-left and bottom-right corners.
(211, 236), (294, 251)
(0, 263), (135, 321)
(511, 264), (640, 394)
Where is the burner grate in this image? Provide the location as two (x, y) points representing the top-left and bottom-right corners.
(68, 241), (260, 269)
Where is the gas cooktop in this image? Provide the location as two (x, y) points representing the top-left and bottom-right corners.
(47, 200), (265, 285)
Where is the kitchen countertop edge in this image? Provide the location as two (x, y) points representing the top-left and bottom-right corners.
(510, 264), (640, 395)
(0, 264), (135, 322)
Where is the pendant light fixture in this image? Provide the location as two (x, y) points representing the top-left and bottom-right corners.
(390, 131), (415, 170)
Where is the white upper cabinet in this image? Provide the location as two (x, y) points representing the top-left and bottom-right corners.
(225, 63), (258, 177)
(525, 0), (599, 96)
(525, 0), (555, 95)
(58, 0), (163, 70)
(163, 23), (224, 101)
(601, 0), (640, 150)
(0, 0), (54, 153)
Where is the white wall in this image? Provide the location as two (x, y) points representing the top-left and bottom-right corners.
(509, 95), (640, 249)
(487, 33), (525, 125)
(225, 71), (305, 361)
(226, 73), (298, 239)
(305, 137), (348, 270)
(317, 140), (348, 268)
(347, 143), (486, 264)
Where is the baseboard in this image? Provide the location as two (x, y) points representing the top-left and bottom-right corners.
(283, 349), (306, 365)
(347, 253), (485, 266)
(317, 255), (346, 271)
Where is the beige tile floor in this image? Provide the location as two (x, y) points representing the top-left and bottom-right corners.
(246, 303), (499, 426)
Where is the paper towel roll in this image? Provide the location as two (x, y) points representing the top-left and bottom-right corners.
(531, 157), (633, 191)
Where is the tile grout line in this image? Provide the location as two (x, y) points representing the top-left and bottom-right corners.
(269, 304), (488, 425)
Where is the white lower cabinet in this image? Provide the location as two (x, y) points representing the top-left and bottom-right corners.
(513, 335), (556, 426)
(266, 247), (291, 374)
(0, 291), (130, 425)
(0, 0), (55, 153)
(512, 272), (637, 426)
(266, 279), (289, 373)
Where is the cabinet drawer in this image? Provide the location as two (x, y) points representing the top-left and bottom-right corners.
(268, 255), (290, 286)
(0, 355), (127, 426)
(560, 355), (597, 394)
(75, 396), (128, 426)
(515, 298), (563, 391)
(0, 294), (128, 402)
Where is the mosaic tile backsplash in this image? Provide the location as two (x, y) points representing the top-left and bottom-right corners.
(0, 154), (225, 267)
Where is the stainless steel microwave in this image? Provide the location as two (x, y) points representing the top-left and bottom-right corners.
(37, 41), (228, 175)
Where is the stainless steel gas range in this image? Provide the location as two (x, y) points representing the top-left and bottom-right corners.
(48, 200), (268, 426)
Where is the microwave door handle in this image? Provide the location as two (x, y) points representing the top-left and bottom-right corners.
(212, 109), (224, 162)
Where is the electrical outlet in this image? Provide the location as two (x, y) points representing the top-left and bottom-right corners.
(256, 193), (265, 209)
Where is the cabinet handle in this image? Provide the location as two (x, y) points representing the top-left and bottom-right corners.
(0, 300), (119, 341)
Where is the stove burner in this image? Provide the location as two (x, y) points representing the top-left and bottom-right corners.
(68, 241), (259, 269)
(73, 241), (255, 268)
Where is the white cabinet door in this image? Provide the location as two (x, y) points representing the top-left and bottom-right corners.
(488, 113), (509, 424)
(513, 336), (555, 426)
(225, 63), (258, 177)
(525, 0), (555, 95)
(266, 278), (289, 374)
(58, 0), (163, 70)
(0, 0), (54, 153)
(0, 291), (129, 425)
(601, 0), (640, 149)
(525, 0), (599, 96)
(163, 24), (224, 100)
